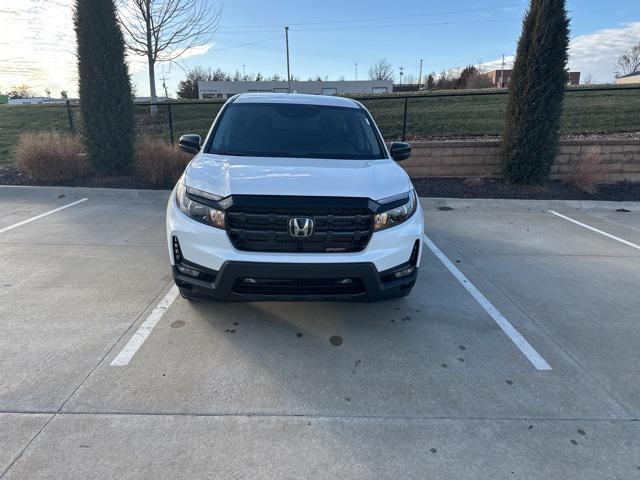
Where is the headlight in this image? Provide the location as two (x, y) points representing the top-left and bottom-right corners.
(175, 181), (225, 229)
(373, 190), (417, 232)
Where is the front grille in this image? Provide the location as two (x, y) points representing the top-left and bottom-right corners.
(232, 277), (366, 296)
(226, 197), (374, 253)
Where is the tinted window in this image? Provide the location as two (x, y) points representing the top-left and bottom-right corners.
(207, 103), (384, 160)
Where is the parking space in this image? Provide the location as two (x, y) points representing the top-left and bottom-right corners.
(0, 188), (170, 413)
(1, 187), (639, 479)
(424, 200), (640, 416)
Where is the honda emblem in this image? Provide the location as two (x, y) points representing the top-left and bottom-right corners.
(288, 217), (314, 237)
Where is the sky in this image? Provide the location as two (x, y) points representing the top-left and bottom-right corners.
(0, 0), (638, 98)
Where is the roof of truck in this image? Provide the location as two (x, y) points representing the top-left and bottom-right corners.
(232, 92), (360, 108)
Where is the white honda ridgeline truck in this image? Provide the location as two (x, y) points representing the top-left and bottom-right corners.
(166, 93), (424, 302)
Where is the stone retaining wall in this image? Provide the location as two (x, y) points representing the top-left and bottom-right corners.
(401, 140), (640, 182)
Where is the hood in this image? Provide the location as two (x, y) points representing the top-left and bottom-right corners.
(184, 154), (412, 201)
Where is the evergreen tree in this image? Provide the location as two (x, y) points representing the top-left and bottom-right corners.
(456, 65), (478, 89)
(502, 0), (570, 183)
(74, 0), (135, 173)
(426, 74), (435, 90)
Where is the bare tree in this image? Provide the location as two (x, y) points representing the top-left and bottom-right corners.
(368, 58), (393, 81)
(403, 73), (417, 85)
(615, 42), (640, 77)
(117, 0), (221, 110)
(176, 65), (226, 99)
(7, 84), (34, 99)
(465, 71), (494, 89)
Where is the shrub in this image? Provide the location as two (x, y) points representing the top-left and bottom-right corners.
(15, 132), (89, 181)
(565, 146), (606, 193)
(135, 137), (191, 187)
(502, 0), (570, 183)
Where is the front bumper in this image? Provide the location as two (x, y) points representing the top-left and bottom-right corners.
(173, 260), (418, 302)
(166, 190), (424, 302)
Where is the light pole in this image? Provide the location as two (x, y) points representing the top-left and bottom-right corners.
(285, 26), (291, 93)
(355, 62), (358, 81)
(418, 59), (423, 91)
(399, 67), (404, 86)
(242, 64), (246, 80)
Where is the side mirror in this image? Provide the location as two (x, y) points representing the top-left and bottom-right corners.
(179, 134), (201, 155)
(390, 142), (411, 162)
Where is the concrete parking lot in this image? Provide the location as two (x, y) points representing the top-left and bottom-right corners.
(1, 185), (639, 479)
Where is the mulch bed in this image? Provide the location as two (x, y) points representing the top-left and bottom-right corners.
(412, 177), (640, 201)
(0, 167), (169, 190)
(2, 166), (639, 201)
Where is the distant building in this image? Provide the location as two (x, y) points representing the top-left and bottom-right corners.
(567, 72), (581, 86)
(8, 97), (52, 105)
(483, 69), (581, 88)
(484, 70), (513, 88)
(197, 80), (393, 99)
(7, 96), (171, 106)
(7, 97), (77, 106)
(393, 84), (421, 93)
(134, 96), (170, 103)
(616, 71), (640, 85)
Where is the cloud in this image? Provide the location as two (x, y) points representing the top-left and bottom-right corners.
(0, 1), (214, 96)
(128, 42), (214, 74)
(568, 22), (640, 81)
(0, 0), (77, 95)
(181, 43), (215, 59)
(479, 21), (640, 83)
(1, 1), (638, 96)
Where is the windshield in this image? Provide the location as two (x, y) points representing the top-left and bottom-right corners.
(207, 102), (385, 160)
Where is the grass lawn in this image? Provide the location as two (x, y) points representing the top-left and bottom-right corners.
(1, 86), (638, 167)
(358, 86), (640, 139)
(0, 105), (72, 167)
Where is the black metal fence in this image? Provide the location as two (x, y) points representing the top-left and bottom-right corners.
(63, 85), (640, 144)
(356, 86), (640, 141)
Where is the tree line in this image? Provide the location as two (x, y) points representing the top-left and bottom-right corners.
(175, 61), (496, 99)
(176, 67), (343, 99)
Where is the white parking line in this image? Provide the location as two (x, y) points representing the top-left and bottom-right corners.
(548, 210), (640, 251)
(423, 234), (552, 371)
(0, 198), (88, 234)
(110, 285), (179, 367)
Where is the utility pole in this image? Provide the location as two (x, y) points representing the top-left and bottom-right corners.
(161, 75), (174, 145)
(355, 62), (358, 81)
(499, 54), (505, 88)
(418, 59), (423, 91)
(161, 75), (169, 98)
(285, 26), (291, 93)
(399, 67), (404, 86)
